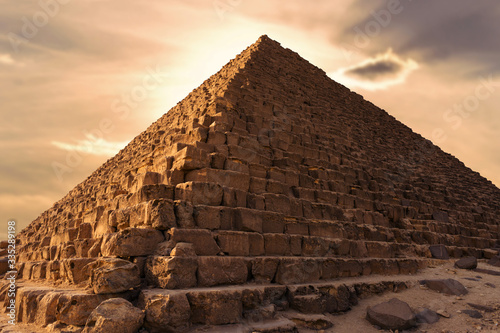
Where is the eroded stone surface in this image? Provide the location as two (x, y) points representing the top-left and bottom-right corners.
(82, 298), (144, 333)
(366, 298), (417, 330)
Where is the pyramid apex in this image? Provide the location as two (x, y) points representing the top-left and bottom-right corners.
(254, 34), (280, 47)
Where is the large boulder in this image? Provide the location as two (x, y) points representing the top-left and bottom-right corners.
(454, 256), (477, 270)
(421, 279), (468, 296)
(86, 258), (141, 294)
(83, 298), (144, 333)
(366, 298), (417, 330)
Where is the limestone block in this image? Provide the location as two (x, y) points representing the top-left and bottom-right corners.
(193, 205), (222, 230)
(61, 258), (95, 284)
(197, 257), (248, 287)
(251, 258), (279, 283)
(366, 242), (393, 258)
(175, 181), (223, 206)
(261, 211), (285, 233)
(186, 168), (250, 192)
(248, 233), (265, 256)
(187, 289), (243, 325)
(87, 258), (141, 294)
(101, 228), (164, 257)
(172, 145), (210, 170)
(174, 200), (195, 228)
(309, 222), (345, 239)
(168, 228), (220, 255)
(222, 187), (247, 207)
(144, 199), (176, 230)
(233, 208), (263, 233)
(83, 298), (144, 333)
(130, 184), (174, 204)
(145, 256), (197, 289)
(217, 231), (250, 256)
(275, 258), (321, 284)
(264, 193), (291, 215)
(139, 290), (191, 332)
(264, 234), (290, 255)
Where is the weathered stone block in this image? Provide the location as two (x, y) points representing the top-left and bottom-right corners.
(222, 187), (247, 207)
(83, 298), (144, 333)
(139, 290), (191, 332)
(248, 233), (265, 256)
(251, 258), (279, 283)
(366, 242), (393, 258)
(130, 184), (174, 204)
(233, 208), (263, 232)
(101, 228), (164, 257)
(309, 222), (344, 239)
(175, 181), (223, 206)
(197, 257), (248, 287)
(144, 199), (176, 230)
(217, 231), (250, 256)
(264, 234), (290, 255)
(145, 256), (197, 289)
(172, 145), (210, 170)
(168, 228), (220, 255)
(193, 205), (221, 230)
(262, 211), (285, 233)
(187, 289), (243, 325)
(186, 168), (250, 192)
(275, 258), (321, 284)
(174, 200), (195, 228)
(61, 258), (95, 284)
(302, 237), (329, 256)
(264, 193), (291, 215)
(87, 258), (141, 294)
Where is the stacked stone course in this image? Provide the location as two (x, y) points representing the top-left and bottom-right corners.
(2, 35), (499, 331)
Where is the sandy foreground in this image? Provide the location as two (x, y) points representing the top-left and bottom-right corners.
(0, 260), (498, 333)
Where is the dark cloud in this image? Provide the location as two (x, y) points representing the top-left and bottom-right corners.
(344, 57), (403, 81)
(338, 0), (500, 76)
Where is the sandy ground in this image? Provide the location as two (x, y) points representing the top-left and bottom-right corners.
(1, 260), (499, 333)
(329, 261), (500, 333)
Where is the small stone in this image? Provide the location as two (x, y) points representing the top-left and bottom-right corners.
(467, 303), (496, 312)
(463, 277), (479, 282)
(366, 298), (417, 330)
(485, 282), (496, 288)
(436, 310), (451, 318)
(461, 309), (483, 319)
(421, 279), (468, 296)
(454, 256), (477, 270)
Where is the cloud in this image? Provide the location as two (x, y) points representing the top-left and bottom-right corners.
(331, 49), (418, 90)
(338, 0), (500, 77)
(52, 134), (128, 156)
(0, 53), (15, 65)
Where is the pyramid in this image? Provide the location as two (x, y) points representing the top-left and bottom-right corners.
(3, 35), (500, 332)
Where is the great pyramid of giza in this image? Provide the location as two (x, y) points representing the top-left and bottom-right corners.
(1, 35), (499, 332)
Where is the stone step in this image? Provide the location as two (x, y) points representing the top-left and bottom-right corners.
(144, 255), (430, 289)
(0, 280), (136, 328)
(137, 273), (425, 330)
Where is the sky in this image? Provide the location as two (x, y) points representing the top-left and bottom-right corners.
(1, 0), (499, 239)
